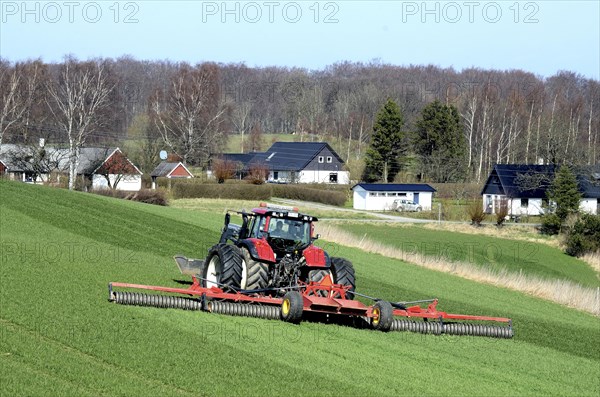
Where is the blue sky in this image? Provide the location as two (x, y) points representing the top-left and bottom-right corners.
(1, 0), (598, 79)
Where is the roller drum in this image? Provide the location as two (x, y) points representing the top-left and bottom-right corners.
(208, 301), (281, 320)
(390, 319), (513, 338)
(111, 291), (202, 310)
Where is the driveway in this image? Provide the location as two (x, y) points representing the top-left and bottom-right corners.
(272, 198), (432, 223)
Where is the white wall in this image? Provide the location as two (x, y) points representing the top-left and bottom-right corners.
(510, 198), (545, 216)
(580, 198), (598, 215)
(92, 174), (142, 191)
(269, 170), (350, 184)
(484, 195), (598, 216)
(353, 188), (433, 211)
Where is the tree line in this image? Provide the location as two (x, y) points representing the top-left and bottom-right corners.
(1, 56), (598, 186)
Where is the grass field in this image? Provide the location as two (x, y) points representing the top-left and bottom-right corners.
(1, 181), (599, 396)
(333, 222), (599, 288)
(171, 198), (378, 220)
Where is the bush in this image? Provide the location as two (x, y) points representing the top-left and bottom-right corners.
(132, 189), (168, 206)
(540, 213), (562, 235)
(271, 185), (347, 206)
(495, 199), (509, 226)
(173, 183), (272, 200)
(172, 181), (348, 206)
(565, 214), (600, 257)
(212, 158), (236, 184)
(466, 200), (486, 226)
(246, 163), (269, 185)
(91, 188), (168, 206)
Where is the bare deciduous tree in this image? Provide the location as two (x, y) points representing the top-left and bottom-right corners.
(46, 57), (114, 190)
(149, 63), (227, 166)
(0, 60), (42, 146)
(93, 148), (139, 190)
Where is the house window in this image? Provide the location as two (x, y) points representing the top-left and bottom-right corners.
(318, 156), (324, 163)
(378, 192), (386, 197)
(326, 156), (332, 163)
(329, 173), (338, 183)
(388, 193), (397, 197)
(273, 171), (279, 180)
(521, 198), (529, 208)
(369, 192), (377, 196)
(398, 193), (407, 197)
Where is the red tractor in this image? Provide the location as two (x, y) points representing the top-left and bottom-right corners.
(202, 203), (355, 297)
(109, 202), (513, 337)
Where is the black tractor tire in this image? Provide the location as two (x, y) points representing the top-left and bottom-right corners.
(203, 244), (243, 291)
(240, 247), (269, 291)
(308, 269), (332, 283)
(330, 257), (356, 299)
(281, 291), (303, 323)
(371, 301), (393, 332)
(307, 269), (332, 297)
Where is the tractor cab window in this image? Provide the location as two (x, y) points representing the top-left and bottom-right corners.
(285, 220), (310, 244)
(269, 219), (286, 238)
(250, 216), (267, 238)
(268, 218), (310, 244)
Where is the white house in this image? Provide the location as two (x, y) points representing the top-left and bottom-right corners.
(77, 148), (143, 191)
(352, 183), (436, 211)
(240, 142), (350, 184)
(0, 143), (65, 183)
(481, 164), (600, 216)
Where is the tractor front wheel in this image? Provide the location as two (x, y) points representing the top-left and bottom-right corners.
(281, 291), (303, 323)
(204, 244), (243, 290)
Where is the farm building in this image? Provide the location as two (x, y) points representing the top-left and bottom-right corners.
(214, 142), (350, 184)
(352, 183), (436, 211)
(150, 162), (193, 189)
(77, 148), (143, 191)
(481, 164), (600, 216)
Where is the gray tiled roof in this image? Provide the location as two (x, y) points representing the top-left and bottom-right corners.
(246, 142), (343, 171)
(150, 162), (192, 177)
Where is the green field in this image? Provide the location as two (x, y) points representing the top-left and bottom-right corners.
(171, 198), (378, 220)
(1, 181), (599, 396)
(338, 222), (600, 288)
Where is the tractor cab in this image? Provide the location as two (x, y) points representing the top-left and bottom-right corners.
(220, 203), (317, 249)
(247, 203), (317, 254)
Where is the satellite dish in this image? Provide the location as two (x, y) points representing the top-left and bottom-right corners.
(159, 150), (168, 160)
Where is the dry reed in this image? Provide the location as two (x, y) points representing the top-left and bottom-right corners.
(317, 224), (600, 316)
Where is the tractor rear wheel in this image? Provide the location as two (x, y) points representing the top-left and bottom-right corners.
(330, 257), (356, 299)
(371, 301), (393, 331)
(204, 244), (243, 290)
(307, 269), (332, 297)
(240, 247), (269, 291)
(281, 291), (303, 323)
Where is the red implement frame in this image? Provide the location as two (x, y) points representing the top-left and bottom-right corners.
(109, 274), (511, 325)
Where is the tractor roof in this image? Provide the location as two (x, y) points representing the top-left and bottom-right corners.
(251, 203), (318, 222)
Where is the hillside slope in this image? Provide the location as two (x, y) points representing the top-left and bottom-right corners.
(0, 181), (598, 396)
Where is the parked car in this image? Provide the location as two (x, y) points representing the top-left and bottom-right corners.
(393, 199), (422, 212)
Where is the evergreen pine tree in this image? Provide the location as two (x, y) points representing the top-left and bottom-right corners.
(362, 99), (406, 182)
(414, 100), (466, 182)
(548, 165), (581, 221)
